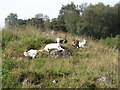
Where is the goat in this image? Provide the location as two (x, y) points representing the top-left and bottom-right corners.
(62, 38), (67, 43)
(56, 38), (61, 43)
(23, 49), (40, 58)
(56, 38), (67, 44)
(44, 43), (64, 52)
(79, 39), (87, 48)
(72, 40), (79, 48)
(72, 39), (87, 48)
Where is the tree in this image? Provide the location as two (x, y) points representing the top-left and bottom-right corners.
(79, 3), (118, 39)
(35, 13), (44, 19)
(114, 2), (120, 35)
(50, 18), (58, 30)
(59, 2), (80, 15)
(59, 2), (80, 34)
(26, 18), (44, 28)
(5, 13), (18, 27)
(35, 13), (49, 21)
(16, 19), (26, 26)
(34, 13), (50, 29)
(78, 3), (91, 15)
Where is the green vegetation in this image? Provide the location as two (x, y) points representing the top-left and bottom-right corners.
(4, 2), (120, 39)
(2, 28), (118, 88)
(98, 35), (119, 49)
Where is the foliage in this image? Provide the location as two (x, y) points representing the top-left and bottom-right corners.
(35, 13), (49, 21)
(49, 2), (120, 39)
(4, 2), (120, 39)
(50, 2), (80, 34)
(5, 13), (18, 27)
(98, 35), (119, 49)
(4, 13), (49, 30)
(2, 57), (21, 88)
(25, 18), (44, 28)
(2, 30), (20, 49)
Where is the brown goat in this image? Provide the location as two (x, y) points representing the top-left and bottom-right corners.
(72, 40), (79, 48)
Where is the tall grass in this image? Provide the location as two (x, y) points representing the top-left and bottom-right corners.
(2, 27), (118, 88)
(97, 35), (119, 49)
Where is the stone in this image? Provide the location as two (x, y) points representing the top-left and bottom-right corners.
(96, 76), (112, 84)
(49, 50), (72, 58)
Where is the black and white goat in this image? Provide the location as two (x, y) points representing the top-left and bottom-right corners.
(56, 38), (67, 44)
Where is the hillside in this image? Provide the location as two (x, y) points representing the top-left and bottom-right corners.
(2, 27), (118, 88)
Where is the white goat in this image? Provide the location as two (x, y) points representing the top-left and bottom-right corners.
(44, 43), (64, 52)
(56, 38), (61, 43)
(79, 39), (87, 48)
(23, 49), (40, 58)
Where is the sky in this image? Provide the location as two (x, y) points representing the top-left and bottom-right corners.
(0, 0), (119, 28)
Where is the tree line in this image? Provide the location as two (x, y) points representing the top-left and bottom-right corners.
(5, 2), (120, 39)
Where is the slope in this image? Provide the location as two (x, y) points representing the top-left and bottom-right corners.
(2, 27), (118, 88)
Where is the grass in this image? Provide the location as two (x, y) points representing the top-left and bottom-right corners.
(2, 27), (118, 88)
(97, 35), (119, 49)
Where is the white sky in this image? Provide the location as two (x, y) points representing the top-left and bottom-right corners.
(0, 0), (119, 27)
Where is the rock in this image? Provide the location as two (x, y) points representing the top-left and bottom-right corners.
(49, 50), (72, 58)
(22, 78), (29, 85)
(36, 84), (43, 88)
(49, 50), (61, 55)
(96, 76), (112, 84)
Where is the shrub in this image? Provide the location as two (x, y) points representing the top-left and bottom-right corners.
(2, 57), (20, 88)
(2, 30), (20, 49)
(98, 35), (119, 49)
(2, 57), (17, 75)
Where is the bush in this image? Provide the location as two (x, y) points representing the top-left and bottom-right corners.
(26, 38), (53, 50)
(98, 35), (119, 49)
(2, 30), (20, 49)
(2, 57), (17, 75)
(2, 74), (21, 88)
(2, 57), (20, 88)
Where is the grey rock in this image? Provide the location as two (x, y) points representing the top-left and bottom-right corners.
(36, 84), (43, 88)
(22, 78), (29, 85)
(96, 76), (112, 84)
(49, 50), (72, 58)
